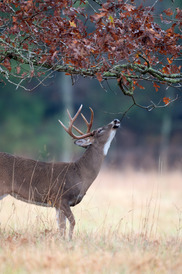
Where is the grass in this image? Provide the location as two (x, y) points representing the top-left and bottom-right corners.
(0, 169), (182, 273)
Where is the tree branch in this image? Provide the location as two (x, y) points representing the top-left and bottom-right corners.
(119, 94), (178, 122)
(0, 47), (181, 94)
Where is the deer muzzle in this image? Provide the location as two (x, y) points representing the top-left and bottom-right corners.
(112, 119), (120, 129)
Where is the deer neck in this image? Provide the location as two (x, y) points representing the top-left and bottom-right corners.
(75, 145), (105, 192)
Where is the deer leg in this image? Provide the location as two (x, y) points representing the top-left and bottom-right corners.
(61, 201), (75, 240)
(68, 211), (75, 240)
(56, 209), (66, 238)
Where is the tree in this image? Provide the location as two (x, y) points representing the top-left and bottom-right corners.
(0, 0), (181, 111)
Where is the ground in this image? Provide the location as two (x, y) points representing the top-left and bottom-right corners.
(0, 169), (182, 273)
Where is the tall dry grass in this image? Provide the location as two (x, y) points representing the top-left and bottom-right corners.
(0, 169), (182, 273)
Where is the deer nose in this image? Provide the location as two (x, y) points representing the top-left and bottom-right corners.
(113, 119), (120, 128)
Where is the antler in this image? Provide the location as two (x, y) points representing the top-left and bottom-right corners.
(58, 105), (94, 139)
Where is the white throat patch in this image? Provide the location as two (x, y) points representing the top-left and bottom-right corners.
(103, 130), (116, 156)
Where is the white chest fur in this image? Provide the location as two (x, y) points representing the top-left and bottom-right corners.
(103, 130), (116, 156)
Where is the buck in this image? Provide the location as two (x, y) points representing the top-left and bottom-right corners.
(0, 105), (120, 239)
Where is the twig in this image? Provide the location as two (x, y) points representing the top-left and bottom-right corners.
(91, 0), (102, 7)
(120, 103), (135, 122)
(119, 94), (178, 122)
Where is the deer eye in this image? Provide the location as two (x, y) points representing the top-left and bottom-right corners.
(97, 128), (104, 134)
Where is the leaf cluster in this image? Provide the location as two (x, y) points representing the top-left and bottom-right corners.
(0, 0), (181, 101)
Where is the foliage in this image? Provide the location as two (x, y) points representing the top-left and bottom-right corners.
(0, 0), (181, 104)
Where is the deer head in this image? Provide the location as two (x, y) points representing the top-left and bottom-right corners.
(58, 104), (120, 155)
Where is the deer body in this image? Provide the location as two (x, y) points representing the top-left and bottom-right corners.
(0, 105), (120, 239)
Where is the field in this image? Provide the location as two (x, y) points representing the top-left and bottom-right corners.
(0, 169), (182, 273)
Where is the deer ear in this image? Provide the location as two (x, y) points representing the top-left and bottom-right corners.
(74, 138), (93, 148)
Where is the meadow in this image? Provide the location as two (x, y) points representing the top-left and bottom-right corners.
(0, 169), (182, 273)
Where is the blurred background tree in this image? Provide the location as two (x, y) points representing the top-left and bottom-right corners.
(1, 71), (181, 170)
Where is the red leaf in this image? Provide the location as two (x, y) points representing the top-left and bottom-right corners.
(163, 97), (170, 105)
(3, 58), (11, 72)
(136, 82), (145, 89)
(167, 57), (173, 64)
(153, 82), (160, 92)
(23, 43), (29, 50)
(30, 70), (34, 77)
(16, 66), (21, 74)
(12, 16), (17, 23)
(96, 72), (103, 82)
(162, 65), (170, 74)
(163, 8), (173, 17)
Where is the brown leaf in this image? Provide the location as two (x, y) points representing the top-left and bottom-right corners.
(90, 12), (106, 22)
(175, 8), (182, 20)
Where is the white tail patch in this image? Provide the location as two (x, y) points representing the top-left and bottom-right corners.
(103, 130), (116, 156)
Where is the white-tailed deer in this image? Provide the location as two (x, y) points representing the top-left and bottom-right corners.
(0, 105), (120, 239)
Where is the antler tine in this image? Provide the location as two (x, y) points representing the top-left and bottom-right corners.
(72, 125), (84, 135)
(58, 119), (70, 134)
(58, 118), (82, 139)
(58, 105), (94, 140)
(81, 107), (94, 133)
(89, 107), (94, 131)
(67, 104), (85, 135)
(67, 104), (83, 123)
